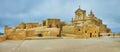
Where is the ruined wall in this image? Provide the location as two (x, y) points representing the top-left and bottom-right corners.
(46, 19), (60, 28)
(16, 22), (41, 29)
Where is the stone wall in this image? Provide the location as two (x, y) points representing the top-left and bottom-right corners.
(16, 22), (41, 29)
(26, 30), (36, 37)
(5, 29), (26, 40)
(100, 33), (113, 36)
(62, 24), (100, 38)
(46, 19), (60, 28)
(62, 26), (74, 34)
(83, 25), (99, 38)
(0, 35), (6, 42)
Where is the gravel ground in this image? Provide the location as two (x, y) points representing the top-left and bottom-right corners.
(0, 37), (120, 52)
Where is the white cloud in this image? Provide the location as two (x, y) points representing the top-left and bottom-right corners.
(0, 0), (120, 32)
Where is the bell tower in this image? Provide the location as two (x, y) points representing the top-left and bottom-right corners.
(74, 6), (86, 20)
(71, 6), (87, 26)
(88, 10), (95, 18)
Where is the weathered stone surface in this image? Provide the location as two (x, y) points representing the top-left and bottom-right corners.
(62, 7), (112, 38)
(43, 18), (60, 28)
(0, 35), (6, 42)
(6, 29), (26, 40)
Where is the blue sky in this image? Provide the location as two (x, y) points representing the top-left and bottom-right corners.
(0, 0), (120, 33)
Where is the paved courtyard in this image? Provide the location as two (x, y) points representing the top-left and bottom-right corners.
(0, 37), (120, 52)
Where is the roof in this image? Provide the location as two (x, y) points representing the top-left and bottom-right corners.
(75, 7), (86, 13)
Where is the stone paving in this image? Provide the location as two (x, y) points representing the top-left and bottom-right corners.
(0, 38), (120, 52)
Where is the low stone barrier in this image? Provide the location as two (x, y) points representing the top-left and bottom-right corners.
(26, 36), (63, 40)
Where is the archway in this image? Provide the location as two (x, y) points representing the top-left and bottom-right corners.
(90, 33), (92, 38)
(49, 24), (52, 28)
(108, 34), (110, 36)
(38, 34), (43, 37)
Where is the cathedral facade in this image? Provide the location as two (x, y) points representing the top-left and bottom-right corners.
(62, 7), (112, 38)
(2, 7), (112, 40)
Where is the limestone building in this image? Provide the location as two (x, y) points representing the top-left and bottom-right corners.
(62, 7), (112, 38)
(2, 7), (112, 40)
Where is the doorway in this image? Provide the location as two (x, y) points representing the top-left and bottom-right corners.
(90, 33), (92, 38)
(38, 34), (43, 37)
(49, 24), (52, 28)
(108, 34), (110, 36)
(56, 24), (59, 28)
(98, 32), (100, 37)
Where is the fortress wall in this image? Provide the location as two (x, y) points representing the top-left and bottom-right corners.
(62, 26), (75, 34)
(0, 35), (6, 42)
(5, 29), (26, 40)
(26, 30), (36, 37)
(46, 19), (60, 28)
